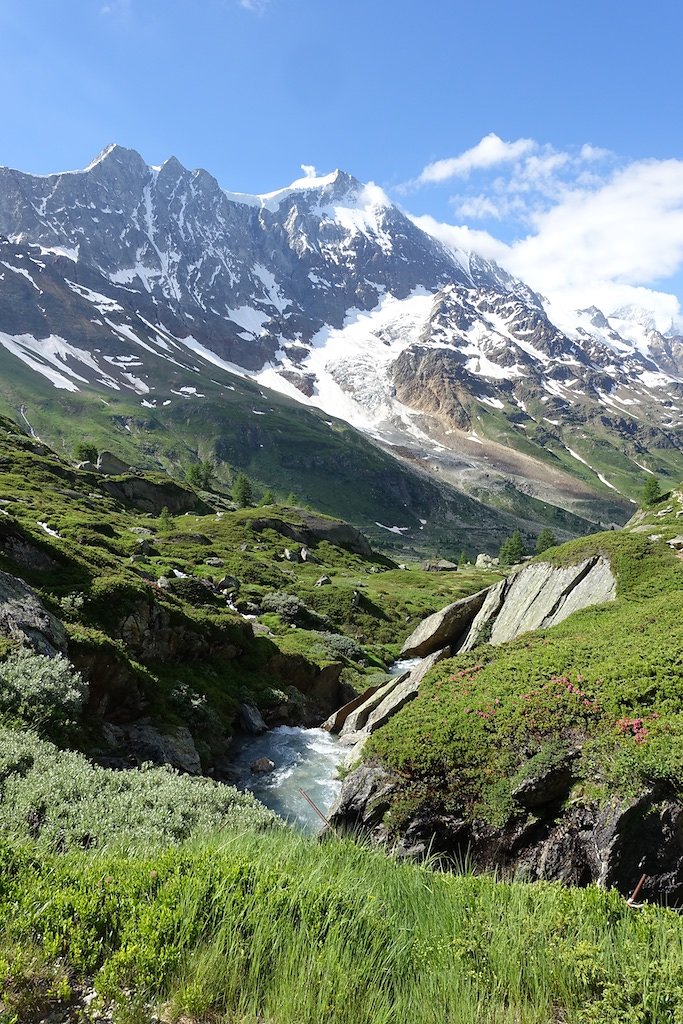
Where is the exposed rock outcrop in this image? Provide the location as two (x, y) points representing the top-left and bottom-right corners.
(96, 451), (133, 475)
(329, 554), (628, 893)
(400, 588), (489, 658)
(329, 651), (451, 763)
(329, 763), (683, 903)
(460, 556), (616, 651)
(103, 722), (202, 774)
(0, 569), (67, 655)
(100, 475), (207, 515)
(117, 598), (246, 663)
(250, 512), (374, 557)
(239, 703), (268, 735)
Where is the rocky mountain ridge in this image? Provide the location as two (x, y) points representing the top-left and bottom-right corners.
(0, 145), (682, 526)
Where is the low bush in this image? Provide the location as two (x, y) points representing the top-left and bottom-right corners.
(0, 650), (87, 741)
(0, 728), (280, 850)
(318, 631), (366, 663)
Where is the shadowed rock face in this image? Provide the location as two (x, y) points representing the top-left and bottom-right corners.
(400, 588), (489, 658)
(0, 569), (66, 655)
(330, 761), (683, 904)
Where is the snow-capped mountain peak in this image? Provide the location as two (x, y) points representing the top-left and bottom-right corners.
(0, 145), (681, 516)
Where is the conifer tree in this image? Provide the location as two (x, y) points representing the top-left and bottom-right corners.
(233, 473), (254, 508)
(535, 528), (557, 555)
(642, 476), (661, 507)
(499, 530), (525, 567)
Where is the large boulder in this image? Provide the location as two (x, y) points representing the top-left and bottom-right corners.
(461, 557), (616, 651)
(422, 559), (458, 572)
(0, 569), (66, 655)
(104, 723), (202, 774)
(239, 702), (268, 735)
(96, 451), (133, 475)
(329, 763), (402, 835)
(400, 587), (489, 658)
(250, 512), (373, 557)
(339, 674), (409, 738)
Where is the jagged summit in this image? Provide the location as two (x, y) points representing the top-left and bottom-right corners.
(0, 145), (681, 521)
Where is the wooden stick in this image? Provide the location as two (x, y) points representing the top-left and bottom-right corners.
(298, 787), (336, 833)
(627, 873), (648, 905)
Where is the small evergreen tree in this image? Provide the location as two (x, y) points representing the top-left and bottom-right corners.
(642, 475), (661, 507)
(458, 550), (470, 566)
(187, 460), (214, 490)
(157, 506), (173, 531)
(233, 473), (254, 508)
(499, 530), (525, 567)
(535, 528), (557, 555)
(73, 442), (98, 463)
(259, 489), (276, 506)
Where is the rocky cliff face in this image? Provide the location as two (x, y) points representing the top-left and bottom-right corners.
(331, 761), (683, 904)
(0, 145), (681, 524)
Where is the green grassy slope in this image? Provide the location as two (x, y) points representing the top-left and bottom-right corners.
(0, 413), (499, 746)
(1, 422), (683, 1022)
(0, 348), (602, 557)
(367, 490), (683, 829)
(2, 829), (683, 1023)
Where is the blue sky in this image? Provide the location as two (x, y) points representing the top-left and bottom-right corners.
(2, 0), (683, 325)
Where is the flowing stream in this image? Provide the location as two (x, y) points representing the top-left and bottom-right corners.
(232, 658), (421, 833)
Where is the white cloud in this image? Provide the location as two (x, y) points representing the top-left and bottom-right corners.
(100, 0), (131, 15)
(507, 159), (683, 327)
(407, 144), (683, 332)
(415, 133), (536, 185)
(300, 164), (317, 179)
(239, 0), (270, 10)
(410, 214), (510, 264)
(453, 194), (505, 220)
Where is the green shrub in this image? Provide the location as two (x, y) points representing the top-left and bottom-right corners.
(166, 576), (214, 606)
(642, 476), (661, 507)
(186, 459), (215, 490)
(260, 591), (328, 629)
(88, 575), (151, 624)
(499, 529), (525, 567)
(0, 650), (87, 741)
(0, 728), (281, 851)
(318, 631), (366, 663)
(73, 442), (98, 463)
(535, 527), (557, 555)
(232, 473), (254, 508)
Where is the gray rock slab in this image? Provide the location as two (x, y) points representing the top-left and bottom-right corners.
(339, 673), (407, 737)
(400, 587), (490, 658)
(96, 451), (132, 475)
(461, 558), (616, 651)
(364, 648), (450, 733)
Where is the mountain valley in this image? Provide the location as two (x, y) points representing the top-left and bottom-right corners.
(1, 145), (682, 556)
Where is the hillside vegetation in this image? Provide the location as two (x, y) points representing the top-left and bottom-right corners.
(1, 417), (682, 1022)
(356, 491), (683, 895)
